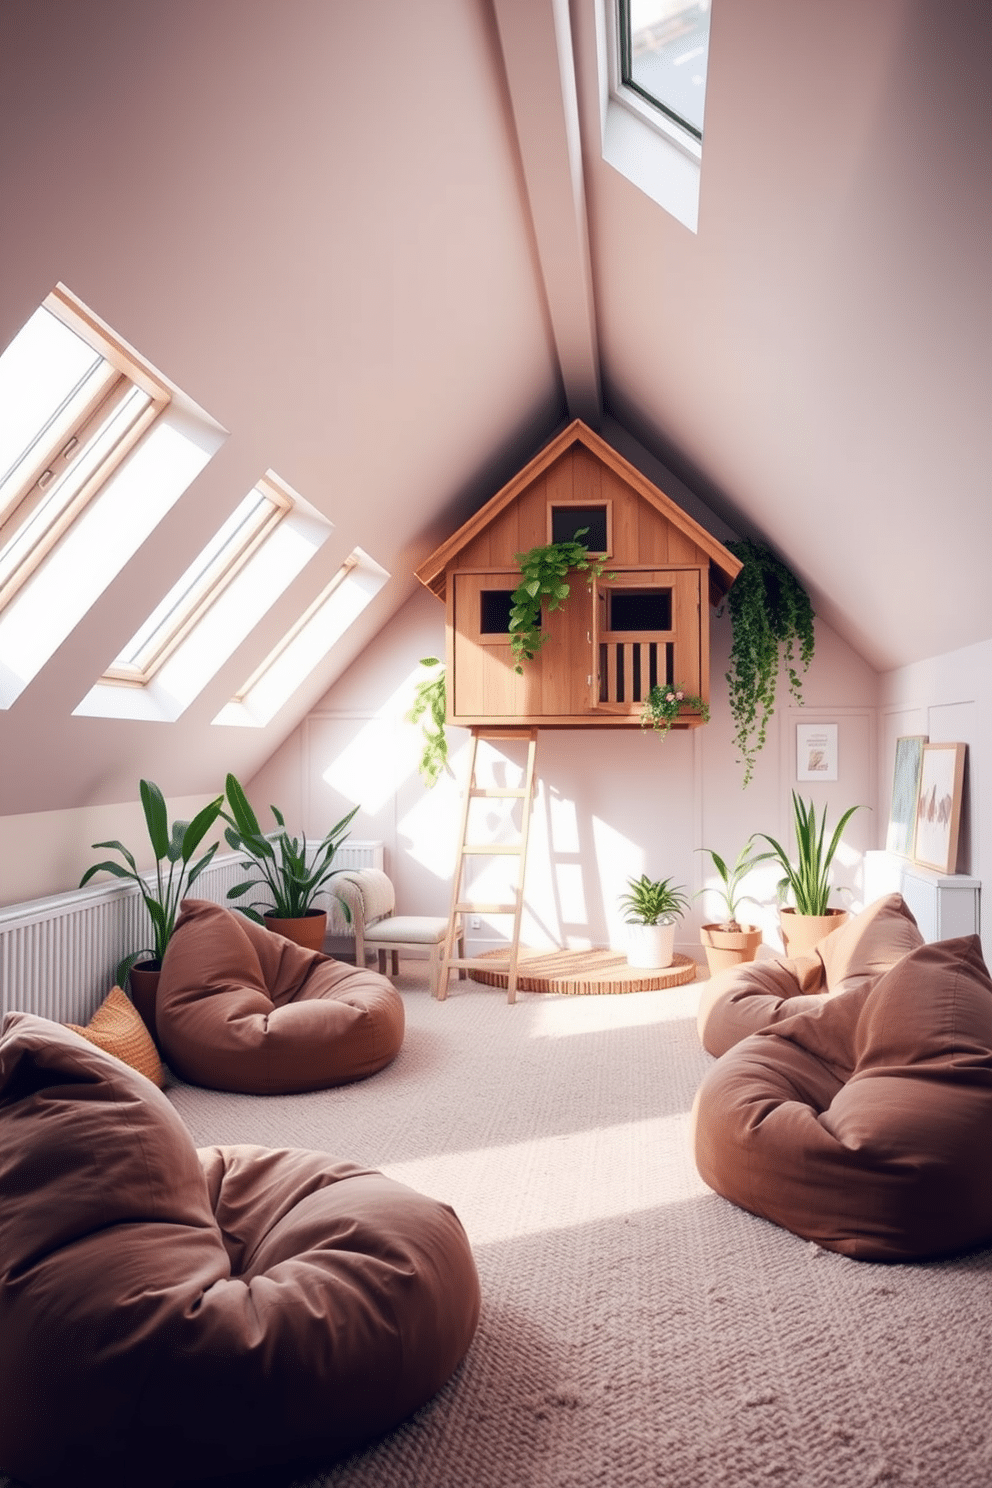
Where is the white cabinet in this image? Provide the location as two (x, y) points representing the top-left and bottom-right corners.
(863, 851), (981, 942)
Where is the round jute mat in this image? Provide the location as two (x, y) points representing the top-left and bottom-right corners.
(470, 947), (697, 995)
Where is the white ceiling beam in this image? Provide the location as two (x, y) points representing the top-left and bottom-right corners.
(491, 0), (602, 425)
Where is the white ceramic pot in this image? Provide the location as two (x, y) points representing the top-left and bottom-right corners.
(626, 920), (676, 969)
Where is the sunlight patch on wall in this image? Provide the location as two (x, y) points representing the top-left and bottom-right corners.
(381, 1111), (708, 1247)
(397, 734), (473, 882)
(322, 717), (412, 816)
(317, 663), (451, 816)
(591, 814), (643, 942)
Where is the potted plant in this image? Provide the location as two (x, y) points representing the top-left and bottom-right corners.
(751, 791), (864, 955)
(79, 780), (225, 1038)
(618, 874), (689, 969)
(640, 684), (710, 738)
(222, 773), (358, 951)
(724, 540), (816, 788)
(695, 842), (764, 974)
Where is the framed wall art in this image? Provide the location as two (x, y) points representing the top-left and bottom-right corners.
(913, 742), (966, 875)
(885, 734), (927, 857)
(796, 723), (838, 781)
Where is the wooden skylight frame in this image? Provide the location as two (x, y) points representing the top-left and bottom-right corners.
(102, 473), (294, 687)
(0, 283), (171, 615)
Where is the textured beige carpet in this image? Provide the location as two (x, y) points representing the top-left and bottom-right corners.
(7, 971), (992, 1486)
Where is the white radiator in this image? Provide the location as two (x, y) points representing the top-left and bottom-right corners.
(0, 841), (384, 1026)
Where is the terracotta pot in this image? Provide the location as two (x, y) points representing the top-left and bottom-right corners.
(625, 921), (676, 969)
(128, 961), (162, 1045)
(779, 907), (848, 957)
(263, 910), (328, 953)
(700, 924), (763, 976)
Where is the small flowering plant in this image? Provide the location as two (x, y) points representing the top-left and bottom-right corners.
(640, 684), (710, 738)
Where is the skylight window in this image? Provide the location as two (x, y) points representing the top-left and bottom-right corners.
(75, 472), (332, 723)
(0, 285), (169, 613)
(0, 285), (226, 711)
(602, 1), (712, 231)
(213, 548), (389, 728)
(618, 1), (711, 141)
(102, 475), (291, 686)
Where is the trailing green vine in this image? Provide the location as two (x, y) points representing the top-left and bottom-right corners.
(406, 657), (448, 787)
(509, 531), (610, 673)
(724, 539), (816, 788)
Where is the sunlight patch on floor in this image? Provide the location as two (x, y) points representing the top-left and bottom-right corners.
(528, 981), (701, 1037)
(380, 1111), (708, 1247)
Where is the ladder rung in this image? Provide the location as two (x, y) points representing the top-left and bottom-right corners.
(461, 843), (521, 856)
(455, 898), (520, 910)
(469, 787), (528, 799)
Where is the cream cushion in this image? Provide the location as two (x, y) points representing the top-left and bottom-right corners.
(366, 915), (450, 945)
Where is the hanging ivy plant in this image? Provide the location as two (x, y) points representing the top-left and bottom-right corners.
(509, 531), (610, 673)
(724, 539), (816, 788)
(406, 657), (448, 788)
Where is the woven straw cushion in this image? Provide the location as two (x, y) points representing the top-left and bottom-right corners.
(0, 1010), (480, 1487)
(697, 894), (924, 1057)
(65, 984), (165, 1087)
(693, 935), (992, 1261)
(157, 899), (404, 1094)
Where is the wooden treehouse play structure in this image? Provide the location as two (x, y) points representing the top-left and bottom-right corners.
(414, 420), (742, 999)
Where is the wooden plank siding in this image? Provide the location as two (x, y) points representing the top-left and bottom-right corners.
(422, 421), (739, 729)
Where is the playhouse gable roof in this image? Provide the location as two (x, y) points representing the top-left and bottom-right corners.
(415, 420), (741, 603)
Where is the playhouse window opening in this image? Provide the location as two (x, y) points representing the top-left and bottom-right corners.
(550, 505), (608, 552)
(480, 588), (540, 635)
(609, 587), (672, 631)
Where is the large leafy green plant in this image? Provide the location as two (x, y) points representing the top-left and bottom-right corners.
(751, 792), (863, 917)
(80, 779), (224, 983)
(223, 773), (358, 923)
(406, 656), (448, 787)
(509, 531), (610, 672)
(724, 540), (816, 788)
(619, 874), (690, 927)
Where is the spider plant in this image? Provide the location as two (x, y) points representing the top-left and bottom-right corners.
(695, 841), (764, 932)
(619, 874), (690, 926)
(751, 792), (863, 917)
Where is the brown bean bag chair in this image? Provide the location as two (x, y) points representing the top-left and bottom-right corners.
(0, 1011), (480, 1487)
(157, 898), (404, 1093)
(697, 894), (924, 1058)
(692, 935), (992, 1261)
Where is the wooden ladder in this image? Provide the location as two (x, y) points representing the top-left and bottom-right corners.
(438, 727), (538, 1004)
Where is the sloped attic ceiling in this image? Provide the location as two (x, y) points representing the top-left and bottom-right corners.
(0, 0), (989, 819)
